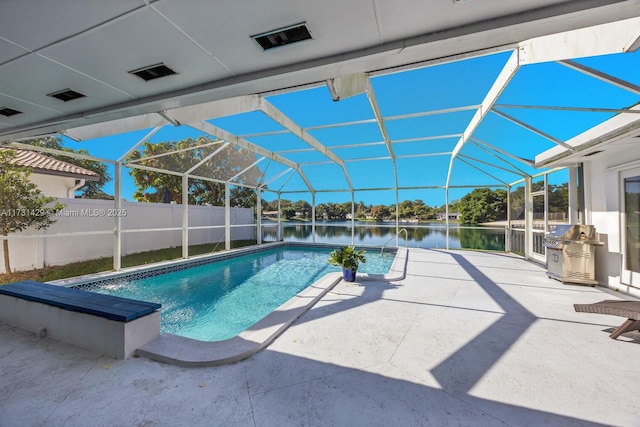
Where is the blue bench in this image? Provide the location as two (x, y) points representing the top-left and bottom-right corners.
(0, 280), (160, 322)
(0, 280), (162, 358)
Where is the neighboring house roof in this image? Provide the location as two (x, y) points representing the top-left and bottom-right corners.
(2, 148), (100, 181)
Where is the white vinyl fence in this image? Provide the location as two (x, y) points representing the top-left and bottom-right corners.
(1, 198), (254, 273)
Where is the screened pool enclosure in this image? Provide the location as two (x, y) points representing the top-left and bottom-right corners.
(5, 18), (640, 271)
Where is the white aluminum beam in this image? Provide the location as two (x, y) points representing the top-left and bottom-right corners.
(113, 162), (122, 271)
(365, 77), (399, 197)
(471, 137), (535, 167)
(228, 157), (266, 183)
(225, 182), (231, 250)
(490, 108), (574, 150)
(519, 17), (640, 64)
(260, 167), (293, 188)
(187, 121), (315, 193)
(182, 175), (189, 258)
(494, 104), (640, 114)
(170, 95), (261, 124)
(118, 126), (163, 162)
(396, 152), (451, 159)
(558, 60), (640, 95)
(9, 142), (115, 164)
(126, 139), (222, 165)
(384, 105), (480, 122)
(63, 114), (169, 141)
(259, 98), (353, 191)
(184, 142), (231, 175)
(457, 157), (513, 186)
(468, 139), (532, 177)
(393, 134), (463, 144)
(62, 96), (262, 141)
(447, 49), (520, 186)
(305, 118), (377, 131)
(624, 27), (640, 52)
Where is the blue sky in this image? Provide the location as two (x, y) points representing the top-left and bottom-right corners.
(64, 49), (640, 207)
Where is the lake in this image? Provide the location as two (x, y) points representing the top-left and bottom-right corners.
(263, 221), (508, 251)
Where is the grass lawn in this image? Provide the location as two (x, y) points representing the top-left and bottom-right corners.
(0, 240), (256, 285)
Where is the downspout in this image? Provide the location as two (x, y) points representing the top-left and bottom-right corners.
(67, 179), (85, 198)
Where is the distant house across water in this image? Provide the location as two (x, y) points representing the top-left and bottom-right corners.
(436, 212), (461, 221)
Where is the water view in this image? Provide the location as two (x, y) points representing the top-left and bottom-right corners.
(264, 221), (507, 251)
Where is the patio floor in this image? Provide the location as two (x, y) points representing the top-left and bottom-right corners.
(1, 248), (639, 426)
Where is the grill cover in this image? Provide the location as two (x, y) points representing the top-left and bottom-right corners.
(545, 224), (601, 285)
(544, 225), (597, 249)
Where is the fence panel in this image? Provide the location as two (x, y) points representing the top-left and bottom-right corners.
(0, 199), (254, 273)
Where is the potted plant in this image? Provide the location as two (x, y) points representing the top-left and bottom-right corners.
(328, 245), (366, 282)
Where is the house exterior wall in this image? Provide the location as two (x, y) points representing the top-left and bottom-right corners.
(0, 199), (254, 273)
(29, 173), (77, 198)
(584, 145), (640, 298)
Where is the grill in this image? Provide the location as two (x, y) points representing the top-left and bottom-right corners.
(544, 225), (602, 285)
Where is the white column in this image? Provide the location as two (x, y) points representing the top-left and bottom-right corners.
(182, 175), (188, 259)
(568, 166), (579, 224)
(445, 187), (450, 250)
(113, 161), (122, 271)
(395, 190), (399, 246)
(311, 193), (316, 244)
(351, 192), (355, 245)
(544, 174), (549, 232)
(506, 185), (512, 253)
(225, 182), (230, 251)
(525, 177), (533, 260)
(277, 194), (282, 241)
(256, 189), (262, 245)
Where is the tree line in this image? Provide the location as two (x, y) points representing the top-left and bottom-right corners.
(16, 137), (570, 226)
(266, 199), (450, 222)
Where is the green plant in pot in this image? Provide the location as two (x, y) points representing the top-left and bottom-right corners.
(328, 245), (366, 282)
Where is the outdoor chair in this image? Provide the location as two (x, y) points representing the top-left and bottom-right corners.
(574, 300), (640, 339)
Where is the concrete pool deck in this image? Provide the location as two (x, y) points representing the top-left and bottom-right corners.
(1, 248), (639, 426)
(136, 248), (408, 367)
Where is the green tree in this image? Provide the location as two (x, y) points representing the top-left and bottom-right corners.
(355, 201), (369, 219)
(370, 205), (391, 221)
(315, 203), (327, 220)
(292, 200), (311, 219)
(21, 136), (112, 199)
(459, 188), (507, 224)
(548, 183), (569, 215)
(128, 137), (261, 206)
(281, 207), (296, 220)
(398, 200), (415, 219)
(0, 150), (65, 274)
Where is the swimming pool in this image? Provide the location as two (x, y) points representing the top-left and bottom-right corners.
(77, 245), (395, 342)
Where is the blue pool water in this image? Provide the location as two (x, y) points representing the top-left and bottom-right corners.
(89, 246), (394, 341)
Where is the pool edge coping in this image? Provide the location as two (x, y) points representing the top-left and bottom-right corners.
(135, 247), (408, 367)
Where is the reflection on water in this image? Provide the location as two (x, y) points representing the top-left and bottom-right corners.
(264, 221), (506, 251)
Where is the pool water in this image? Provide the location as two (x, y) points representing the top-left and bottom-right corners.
(90, 246), (394, 341)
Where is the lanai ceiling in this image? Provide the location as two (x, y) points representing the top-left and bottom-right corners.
(1, 0), (640, 200)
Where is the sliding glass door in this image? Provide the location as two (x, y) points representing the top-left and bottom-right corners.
(621, 168), (640, 285)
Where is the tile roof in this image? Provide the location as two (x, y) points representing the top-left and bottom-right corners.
(1, 148), (100, 181)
